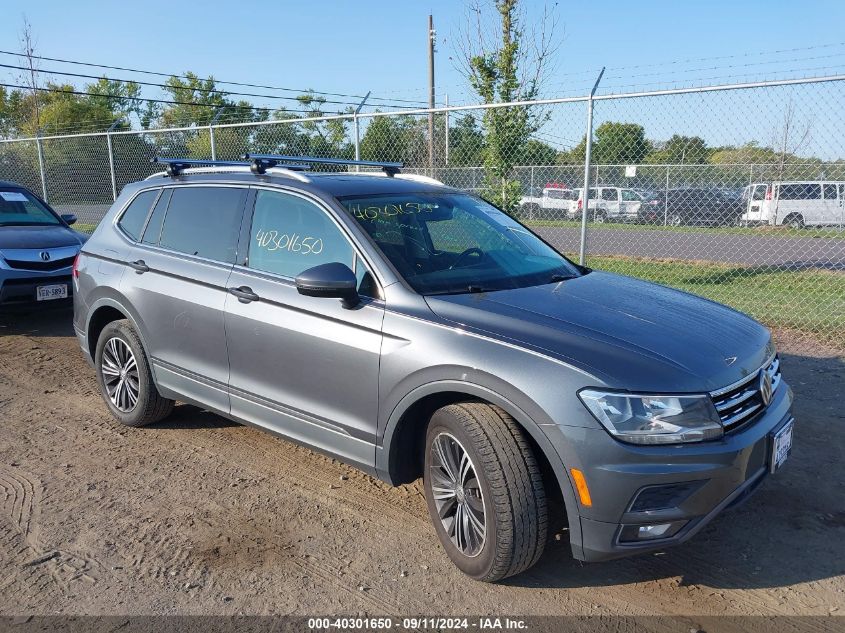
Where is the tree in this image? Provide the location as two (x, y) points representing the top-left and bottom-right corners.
(455, 0), (560, 212)
(646, 135), (709, 164)
(360, 114), (427, 165)
(519, 138), (558, 165)
(569, 122), (650, 165)
(447, 114), (484, 166)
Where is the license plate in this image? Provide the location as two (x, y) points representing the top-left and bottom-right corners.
(770, 419), (794, 473)
(36, 284), (68, 301)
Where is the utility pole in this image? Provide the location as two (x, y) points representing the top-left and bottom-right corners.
(428, 14), (436, 172)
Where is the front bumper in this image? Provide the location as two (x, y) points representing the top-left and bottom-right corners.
(0, 268), (73, 306)
(544, 380), (794, 562)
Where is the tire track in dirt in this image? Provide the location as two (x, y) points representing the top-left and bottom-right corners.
(1, 318), (843, 617)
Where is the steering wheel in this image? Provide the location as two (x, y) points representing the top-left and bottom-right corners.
(449, 247), (484, 270)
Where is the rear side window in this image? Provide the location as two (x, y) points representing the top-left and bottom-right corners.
(779, 184), (821, 200)
(159, 187), (245, 263)
(118, 189), (158, 240)
(823, 184), (837, 199)
(601, 188), (617, 201)
(247, 189), (353, 278)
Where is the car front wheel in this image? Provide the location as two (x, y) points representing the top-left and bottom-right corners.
(423, 402), (547, 582)
(94, 319), (173, 427)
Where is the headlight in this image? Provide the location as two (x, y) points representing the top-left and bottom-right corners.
(578, 389), (723, 445)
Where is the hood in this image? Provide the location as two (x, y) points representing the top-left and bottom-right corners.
(0, 225), (86, 251)
(424, 271), (771, 393)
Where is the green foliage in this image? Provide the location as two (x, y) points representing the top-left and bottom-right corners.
(447, 115), (484, 166)
(646, 134), (709, 164)
(361, 115), (426, 165)
(569, 122), (650, 165)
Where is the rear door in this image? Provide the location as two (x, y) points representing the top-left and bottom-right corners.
(822, 183), (839, 225)
(600, 187), (620, 217)
(120, 184), (247, 412)
(224, 187), (384, 469)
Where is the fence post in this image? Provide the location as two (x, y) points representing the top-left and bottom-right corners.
(444, 93), (449, 166)
(353, 91), (370, 171)
(35, 132), (48, 202)
(209, 108), (225, 160)
(106, 119), (122, 201)
(579, 67), (605, 266)
(664, 165), (670, 225)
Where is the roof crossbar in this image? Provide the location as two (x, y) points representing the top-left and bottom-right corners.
(241, 153), (404, 176)
(151, 156), (311, 177)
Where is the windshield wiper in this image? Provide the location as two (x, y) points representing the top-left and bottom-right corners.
(549, 273), (577, 283)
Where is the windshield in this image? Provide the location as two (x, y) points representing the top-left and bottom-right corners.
(339, 192), (581, 295)
(0, 189), (60, 226)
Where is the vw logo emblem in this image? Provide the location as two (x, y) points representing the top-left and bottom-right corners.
(39, 251), (51, 261)
(759, 370), (773, 406)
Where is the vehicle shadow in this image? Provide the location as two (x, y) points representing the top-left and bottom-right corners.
(0, 304), (75, 337)
(506, 350), (845, 591)
(148, 403), (240, 430)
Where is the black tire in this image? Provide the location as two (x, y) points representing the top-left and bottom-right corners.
(94, 319), (173, 427)
(593, 211), (607, 224)
(423, 402), (547, 582)
(784, 214), (805, 229)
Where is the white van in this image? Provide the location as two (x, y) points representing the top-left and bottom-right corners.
(742, 181), (845, 228)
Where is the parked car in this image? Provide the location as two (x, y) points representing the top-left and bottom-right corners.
(0, 180), (86, 307)
(638, 187), (745, 226)
(574, 186), (657, 223)
(74, 155), (794, 582)
(742, 181), (845, 228)
(519, 186), (578, 219)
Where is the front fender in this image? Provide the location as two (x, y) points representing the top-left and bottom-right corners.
(375, 378), (586, 560)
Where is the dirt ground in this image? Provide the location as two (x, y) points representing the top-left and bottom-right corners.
(0, 307), (843, 618)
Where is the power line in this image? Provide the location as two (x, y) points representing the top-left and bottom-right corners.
(0, 49), (431, 107)
(0, 81), (349, 116)
(0, 61), (373, 109)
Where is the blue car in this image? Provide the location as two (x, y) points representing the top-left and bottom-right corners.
(0, 181), (87, 307)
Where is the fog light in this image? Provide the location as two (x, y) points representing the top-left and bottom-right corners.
(619, 520), (687, 543)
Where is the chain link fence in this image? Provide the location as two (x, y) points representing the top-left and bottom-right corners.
(1, 76), (843, 346)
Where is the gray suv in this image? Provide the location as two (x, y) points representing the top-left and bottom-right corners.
(73, 155), (794, 582)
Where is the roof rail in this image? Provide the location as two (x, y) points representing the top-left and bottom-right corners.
(241, 153), (404, 177)
(151, 157), (311, 177)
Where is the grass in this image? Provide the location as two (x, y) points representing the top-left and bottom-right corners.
(526, 219), (845, 239)
(75, 223), (98, 234)
(583, 254), (845, 343)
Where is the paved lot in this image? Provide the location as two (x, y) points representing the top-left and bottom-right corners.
(0, 308), (843, 619)
(534, 226), (845, 268)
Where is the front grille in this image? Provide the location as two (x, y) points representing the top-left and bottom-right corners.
(710, 355), (781, 432)
(5, 256), (75, 271)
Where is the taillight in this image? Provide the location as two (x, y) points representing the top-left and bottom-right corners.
(577, 199), (583, 210)
(765, 186), (772, 200)
(72, 253), (81, 278)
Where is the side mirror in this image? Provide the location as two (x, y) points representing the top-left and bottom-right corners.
(295, 262), (359, 309)
(61, 213), (77, 226)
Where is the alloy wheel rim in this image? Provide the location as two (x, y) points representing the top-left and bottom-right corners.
(429, 433), (486, 557)
(101, 337), (140, 412)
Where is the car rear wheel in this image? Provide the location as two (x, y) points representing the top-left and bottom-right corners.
(593, 210), (607, 224)
(669, 213), (683, 226)
(94, 319), (173, 427)
(423, 402), (547, 582)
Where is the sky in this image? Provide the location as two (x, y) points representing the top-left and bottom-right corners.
(1, 0), (845, 156)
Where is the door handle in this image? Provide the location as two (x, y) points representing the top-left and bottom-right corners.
(228, 286), (260, 303)
(127, 259), (149, 274)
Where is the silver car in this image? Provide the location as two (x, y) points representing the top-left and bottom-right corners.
(0, 181), (85, 307)
(73, 156), (795, 582)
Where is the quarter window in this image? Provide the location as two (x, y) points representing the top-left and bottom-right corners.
(141, 189), (171, 245)
(118, 189), (158, 241)
(159, 187), (245, 263)
(247, 189), (353, 278)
